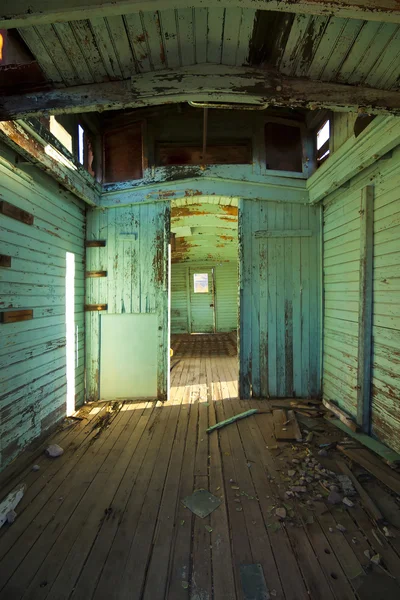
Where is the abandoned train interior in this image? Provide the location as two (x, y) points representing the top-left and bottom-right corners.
(1, 1), (400, 599)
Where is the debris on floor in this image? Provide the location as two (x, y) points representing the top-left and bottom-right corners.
(32, 464), (40, 471)
(206, 409), (258, 433)
(240, 563), (270, 600)
(45, 444), (64, 458)
(0, 483), (26, 528)
(182, 489), (221, 518)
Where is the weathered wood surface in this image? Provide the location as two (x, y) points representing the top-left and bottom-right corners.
(1, 335), (399, 599)
(240, 199), (321, 398)
(85, 201), (170, 401)
(0, 141), (85, 472)
(2, 65), (400, 120)
(1, 0), (400, 29)
(321, 142), (400, 454)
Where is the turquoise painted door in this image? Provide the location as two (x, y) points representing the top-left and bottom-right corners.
(239, 200), (321, 399)
(190, 267), (215, 333)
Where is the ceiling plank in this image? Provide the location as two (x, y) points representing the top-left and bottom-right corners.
(1, 0), (400, 29)
(1, 65), (399, 120)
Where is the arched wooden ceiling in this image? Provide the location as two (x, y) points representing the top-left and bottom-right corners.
(171, 199), (238, 263)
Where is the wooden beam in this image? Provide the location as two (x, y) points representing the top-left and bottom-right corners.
(308, 115), (400, 203)
(357, 185), (374, 433)
(1, 66), (400, 121)
(0, 200), (33, 224)
(0, 120), (100, 206)
(1, 1), (400, 29)
(0, 309), (33, 324)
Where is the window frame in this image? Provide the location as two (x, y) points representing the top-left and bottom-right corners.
(262, 117), (307, 178)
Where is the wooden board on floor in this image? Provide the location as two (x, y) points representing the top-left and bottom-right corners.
(337, 446), (400, 496)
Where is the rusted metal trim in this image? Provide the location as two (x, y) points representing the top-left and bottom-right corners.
(85, 271), (107, 278)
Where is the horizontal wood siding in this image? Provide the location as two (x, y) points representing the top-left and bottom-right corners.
(240, 200), (321, 399)
(371, 149), (400, 452)
(86, 202), (170, 401)
(322, 145), (400, 452)
(0, 143), (85, 471)
(215, 263), (238, 332)
(323, 186), (361, 417)
(171, 264), (188, 333)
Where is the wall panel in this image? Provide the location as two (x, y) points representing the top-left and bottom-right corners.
(0, 143), (85, 471)
(322, 145), (400, 452)
(171, 262), (237, 334)
(85, 201), (169, 400)
(240, 199), (321, 398)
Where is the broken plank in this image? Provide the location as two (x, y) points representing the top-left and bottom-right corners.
(336, 460), (384, 524)
(206, 409), (258, 433)
(337, 446), (400, 496)
(323, 399), (358, 432)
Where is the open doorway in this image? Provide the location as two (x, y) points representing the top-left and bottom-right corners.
(169, 198), (239, 398)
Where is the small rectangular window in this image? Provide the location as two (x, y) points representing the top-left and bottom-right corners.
(193, 273), (209, 294)
(316, 119), (330, 165)
(50, 116), (73, 153)
(265, 122), (303, 172)
(78, 124), (84, 165)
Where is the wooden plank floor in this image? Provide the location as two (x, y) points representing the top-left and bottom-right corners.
(1, 334), (400, 599)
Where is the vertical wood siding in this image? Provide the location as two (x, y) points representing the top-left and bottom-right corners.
(171, 262), (238, 334)
(322, 145), (400, 452)
(0, 143), (85, 471)
(240, 200), (321, 399)
(85, 202), (170, 401)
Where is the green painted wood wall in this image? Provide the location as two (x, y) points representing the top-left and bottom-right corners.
(240, 199), (321, 399)
(171, 262), (238, 334)
(0, 142), (85, 471)
(323, 144), (400, 452)
(85, 202), (170, 401)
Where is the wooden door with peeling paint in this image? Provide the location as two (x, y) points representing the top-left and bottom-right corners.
(85, 201), (170, 401)
(239, 200), (321, 399)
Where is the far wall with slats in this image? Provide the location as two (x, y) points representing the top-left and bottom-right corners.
(0, 142), (85, 471)
(322, 144), (400, 452)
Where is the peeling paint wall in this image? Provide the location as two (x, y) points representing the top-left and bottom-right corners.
(85, 201), (170, 401)
(240, 199), (321, 398)
(322, 144), (400, 452)
(0, 142), (85, 471)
